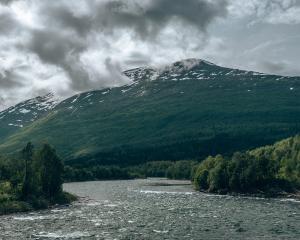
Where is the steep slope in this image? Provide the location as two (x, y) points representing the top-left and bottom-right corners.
(0, 59), (299, 166)
(0, 93), (59, 140)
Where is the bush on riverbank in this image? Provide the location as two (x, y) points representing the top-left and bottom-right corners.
(0, 143), (76, 215)
(193, 135), (300, 195)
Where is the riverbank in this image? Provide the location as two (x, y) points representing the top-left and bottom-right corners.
(198, 188), (300, 201)
(0, 192), (77, 216)
(146, 178), (300, 200)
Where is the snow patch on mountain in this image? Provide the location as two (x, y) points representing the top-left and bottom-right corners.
(19, 109), (31, 114)
(0, 93), (60, 129)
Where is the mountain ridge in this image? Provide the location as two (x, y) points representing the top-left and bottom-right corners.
(0, 58), (299, 166)
(0, 58), (294, 113)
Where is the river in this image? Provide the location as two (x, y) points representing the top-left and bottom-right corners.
(0, 178), (300, 239)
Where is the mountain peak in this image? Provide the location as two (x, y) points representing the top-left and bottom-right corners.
(162, 58), (216, 73)
(124, 58), (217, 82)
(174, 58), (215, 66)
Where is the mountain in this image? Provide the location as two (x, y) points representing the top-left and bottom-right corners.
(0, 59), (299, 166)
(0, 93), (59, 140)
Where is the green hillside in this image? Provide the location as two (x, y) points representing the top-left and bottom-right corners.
(0, 59), (299, 166)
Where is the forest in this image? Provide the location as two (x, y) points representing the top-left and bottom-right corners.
(0, 143), (76, 215)
(193, 135), (300, 196)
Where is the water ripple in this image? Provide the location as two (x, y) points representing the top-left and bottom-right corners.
(0, 179), (299, 240)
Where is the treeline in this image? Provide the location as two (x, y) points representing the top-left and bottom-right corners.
(129, 160), (198, 180)
(193, 135), (300, 195)
(0, 143), (75, 215)
(64, 160), (198, 182)
(64, 165), (132, 182)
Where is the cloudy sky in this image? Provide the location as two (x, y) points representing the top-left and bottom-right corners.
(0, 0), (300, 109)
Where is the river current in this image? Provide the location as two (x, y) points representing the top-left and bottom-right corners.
(0, 178), (299, 239)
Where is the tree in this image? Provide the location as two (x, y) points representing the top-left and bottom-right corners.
(37, 144), (64, 199)
(195, 169), (209, 190)
(21, 142), (34, 199)
(207, 156), (228, 192)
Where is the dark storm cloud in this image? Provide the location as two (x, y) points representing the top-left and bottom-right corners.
(25, 29), (93, 91)
(27, 29), (86, 65)
(92, 0), (228, 39)
(0, 69), (24, 89)
(145, 0), (228, 32)
(42, 5), (93, 36)
(21, 0), (228, 92)
(42, 0), (228, 39)
(0, 11), (18, 35)
(38, 0), (229, 42)
(0, 0), (16, 5)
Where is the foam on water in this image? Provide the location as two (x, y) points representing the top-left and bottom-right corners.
(280, 198), (300, 203)
(139, 190), (194, 195)
(33, 231), (91, 239)
(13, 215), (52, 221)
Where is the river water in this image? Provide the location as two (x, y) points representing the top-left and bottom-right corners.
(0, 178), (300, 239)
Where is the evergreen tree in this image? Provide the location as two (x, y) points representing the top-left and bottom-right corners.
(21, 142), (34, 199)
(37, 144), (63, 199)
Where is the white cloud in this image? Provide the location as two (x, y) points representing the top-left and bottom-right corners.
(229, 0), (300, 24)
